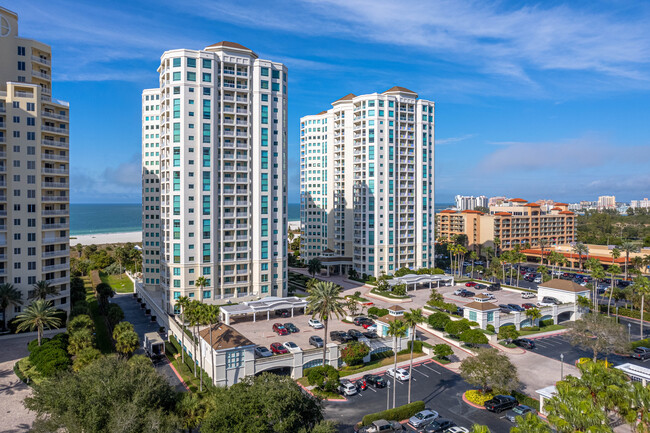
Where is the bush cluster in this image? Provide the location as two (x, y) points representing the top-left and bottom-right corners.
(305, 365), (340, 392)
(341, 342), (370, 366)
(540, 319), (555, 327)
(397, 340), (424, 355)
(362, 401), (425, 426)
(370, 350), (393, 361)
(511, 390), (541, 411)
(428, 312), (450, 330)
(28, 334), (71, 377)
(465, 390), (494, 405)
(486, 324), (496, 333)
(631, 338), (650, 349)
(367, 307), (389, 318)
(445, 319), (471, 338)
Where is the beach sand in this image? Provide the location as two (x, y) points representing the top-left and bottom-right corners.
(70, 231), (142, 246)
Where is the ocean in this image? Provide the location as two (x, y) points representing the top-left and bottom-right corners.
(71, 202), (454, 235)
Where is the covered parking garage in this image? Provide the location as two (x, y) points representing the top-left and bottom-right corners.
(387, 274), (455, 291)
(219, 296), (309, 325)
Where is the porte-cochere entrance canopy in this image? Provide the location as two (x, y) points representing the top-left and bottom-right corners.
(387, 273), (455, 290)
(219, 296), (308, 325)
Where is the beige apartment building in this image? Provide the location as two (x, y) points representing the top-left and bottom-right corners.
(436, 198), (576, 252)
(0, 7), (70, 324)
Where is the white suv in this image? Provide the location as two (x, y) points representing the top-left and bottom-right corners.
(308, 318), (324, 329)
(386, 367), (410, 381)
(338, 381), (358, 396)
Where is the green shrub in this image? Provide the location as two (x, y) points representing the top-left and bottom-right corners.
(341, 342), (370, 366)
(305, 365), (340, 392)
(486, 324), (495, 333)
(28, 338), (46, 352)
(370, 350), (393, 361)
(468, 321), (479, 326)
(37, 350), (71, 377)
(428, 312), (450, 330)
(445, 319), (470, 338)
(540, 319), (555, 327)
(362, 401), (425, 426)
(70, 302), (91, 318)
(521, 326), (540, 331)
(498, 325), (520, 342)
(397, 340), (423, 355)
(631, 338), (650, 349)
(512, 390), (540, 411)
(460, 329), (489, 347)
(433, 343), (453, 359)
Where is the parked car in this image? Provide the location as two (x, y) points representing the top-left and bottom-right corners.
(359, 419), (404, 433)
(534, 276), (542, 283)
(275, 309), (290, 318)
(538, 296), (561, 306)
(521, 292), (536, 299)
(363, 331), (379, 339)
(505, 404), (537, 423)
(487, 283), (501, 291)
(507, 304), (525, 312)
(631, 347), (650, 360)
(420, 418), (455, 432)
(453, 288), (465, 296)
(484, 395), (518, 413)
(476, 284), (488, 290)
(513, 338), (535, 349)
(338, 380), (358, 396)
(408, 409), (439, 429)
(465, 282), (477, 287)
(272, 323), (289, 335)
(363, 374), (387, 388)
(481, 292), (496, 300)
(499, 304), (514, 314)
(458, 290), (475, 298)
(309, 335), (324, 348)
(330, 330), (351, 343)
(284, 322), (299, 333)
(361, 319), (376, 329)
(521, 303), (536, 309)
(347, 329), (364, 340)
(308, 318), (324, 329)
(254, 346), (273, 358)
(354, 378), (367, 391)
(444, 428), (469, 433)
(282, 341), (301, 354)
(354, 316), (370, 326)
(270, 342), (288, 354)
(386, 367), (410, 381)
(455, 306), (464, 316)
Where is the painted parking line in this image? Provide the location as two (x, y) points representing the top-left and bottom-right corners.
(366, 386), (377, 393)
(421, 363), (442, 375)
(412, 368), (429, 378)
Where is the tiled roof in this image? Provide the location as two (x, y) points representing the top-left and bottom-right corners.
(551, 207), (562, 210)
(382, 86), (418, 96)
(509, 198), (527, 203)
(524, 203), (541, 207)
(462, 210), (483, 214)
(334, 93), (356, 102)
(540, 279), (588, 293)
(207, 41), (252, 51)
(495, 212), (512, 216)
(440, 209), (457, 214)
(464, 301), (499, 311)
(199, 323), (255, 351)
(387, 305), (405, 312)
(554, 203), (569, 206)
(559, 211), (575, 215)
(317, 110), (328, 115)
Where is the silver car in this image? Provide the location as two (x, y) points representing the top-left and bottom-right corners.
(408, 409), (439, 428)
(254, 346), (273, 358)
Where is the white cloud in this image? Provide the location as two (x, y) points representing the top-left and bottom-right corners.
(436, 134), (477, 145)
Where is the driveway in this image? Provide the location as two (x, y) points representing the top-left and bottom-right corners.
(111, 294), (185, 392)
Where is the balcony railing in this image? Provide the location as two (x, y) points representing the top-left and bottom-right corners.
(43, 223), (68, 230)
(42, 125), (68, 135)
(32, 55), (51, 65)
(41, 139), (68, 149)
(42, 249), (68, 258)
(42, 196), (69, 202)
(42, 153), (68, 161)
(42, 168), (69, 175)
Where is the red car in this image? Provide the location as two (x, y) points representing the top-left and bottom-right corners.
(361, 320), (375, 329)
(272, 323), (288, 335)
(465, 282), (477, 287)
(522, 303), (536, 310)
(270, 342), (288, 354)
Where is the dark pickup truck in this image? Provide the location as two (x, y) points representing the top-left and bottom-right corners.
(484, 395), (518, 413)
(329, 330), (351, 343)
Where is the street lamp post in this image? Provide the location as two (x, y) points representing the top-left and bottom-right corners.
(629, 323), (632, 341)
(560, 353), (564, 380)
(386, 380), (390, 410)
(616, 306), (619, 323)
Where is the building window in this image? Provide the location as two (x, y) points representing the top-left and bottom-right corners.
(226, 350), (244, 369)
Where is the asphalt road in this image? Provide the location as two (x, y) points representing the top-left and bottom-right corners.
(324, 360), (514, 433)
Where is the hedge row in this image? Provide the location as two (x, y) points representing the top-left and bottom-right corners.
(90, 269), (102, 288)
(397, 340), (423, 355)
(28, 334), (71, 377)
(362, 400), (425, 426)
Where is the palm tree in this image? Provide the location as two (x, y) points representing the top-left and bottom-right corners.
(483, 246), (494, 269)
(306, 278), (319, 292)
(469, 426), (491, 433)
(186, 300), (203, 379)
(306, 281), (346, 366)
(621, 242), (639, 281)
(195, 276), (208, 299)
(493, 236), (501, 257)
(585, 258), (604, 309)
(0, 283), (22, 331)
(631, 276), (650, 340)
(525, 307), (542, 327)
(632, 256), (645, 275)
(176, 296), (191, 364)
(202, 304), (220, 387)
(307, 258), (322, 278)
(572, 242), (589, 271)
(403, 308), (425, 404)
(538, 265), (548, 283)
(14, 299), (61, 346)
(510, 413), (551, 433)
(387, 319), (407, 408)
(30, 280), (59, 300)
(539, 238), (548, 266)
(469, 251), (478, 278)
(114, 327), (139, 358)
(606, 264), (622, 316)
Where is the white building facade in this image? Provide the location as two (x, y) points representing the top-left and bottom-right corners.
(300, 87), (435, 277)
(0, 7), (70, 324)
(142, 89), (161, 289)
(143, 42), (288, 315)
(454, 195), (487, 211)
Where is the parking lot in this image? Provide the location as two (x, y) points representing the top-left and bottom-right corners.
(230, 309), (368, 352)
(325, 359), (514, 432)
(436, 282), (538, 312)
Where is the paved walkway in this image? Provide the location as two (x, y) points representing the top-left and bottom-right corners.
(111, 294), (185, 392)
(0, 329), (63, 433)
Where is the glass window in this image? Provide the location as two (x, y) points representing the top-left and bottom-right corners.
(173, 58), (181, 67)
(187, 58), (196, 68)
(187, 72), (196, 81)
(202, 59), (212, 69)
(261, 67), (269, 76)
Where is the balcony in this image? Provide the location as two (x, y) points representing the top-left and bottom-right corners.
(42, 153), (68, 161)
(42, 181), (68, 189)
(41, 125), (68, 135)
(42, 167), (69, 175)
(42, 196), (69, 202)
(32, 55), (51, 66)
(42, 249), (68, 258)
(42, 139), (68, 149)
(32, 70), (51, 80)
(43, 223), (68, 230)
(45, 276), (69, 286)
(43, 263), (68, 272)
(43, 236), (68, 244)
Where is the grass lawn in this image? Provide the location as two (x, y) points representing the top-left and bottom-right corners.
(100, 272), (134, 293)
(433, 356), (451, 364)
(82, 276), (113, 353)
(369, 288), (409, 299)
(165, 341), (212, 397)
(339, 352), (424, 377)
(518, 324), (565, 336)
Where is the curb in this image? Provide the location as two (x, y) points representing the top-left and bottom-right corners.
(166, 359), (190, 391)
(366, 291), (412, 304)
(490, 342), (526, 355)
(462, 391), (487, 410)
(296, 380), (347, 402)
(526, 330), (569, 340)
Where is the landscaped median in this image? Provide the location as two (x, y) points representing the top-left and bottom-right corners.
(462, 390), (541, 411)
(357, 400), (425, 428)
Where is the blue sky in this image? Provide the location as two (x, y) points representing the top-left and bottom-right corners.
(7, 0), (650, 204)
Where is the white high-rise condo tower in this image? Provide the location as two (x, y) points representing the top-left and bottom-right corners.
(0, 7), (70, 325)
(143, 42), (288, 315)
(300, 87), (435, 277)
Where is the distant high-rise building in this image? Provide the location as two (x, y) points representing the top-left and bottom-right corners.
(300, 87), (435, 277)
(455, 195), (487, 211)
(488, 196), (507, 206)
(143, 42), (288, 314)
(597, 195), (616, 210)
(0, 7), (70, 323)
(630, 198), (650, 209)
